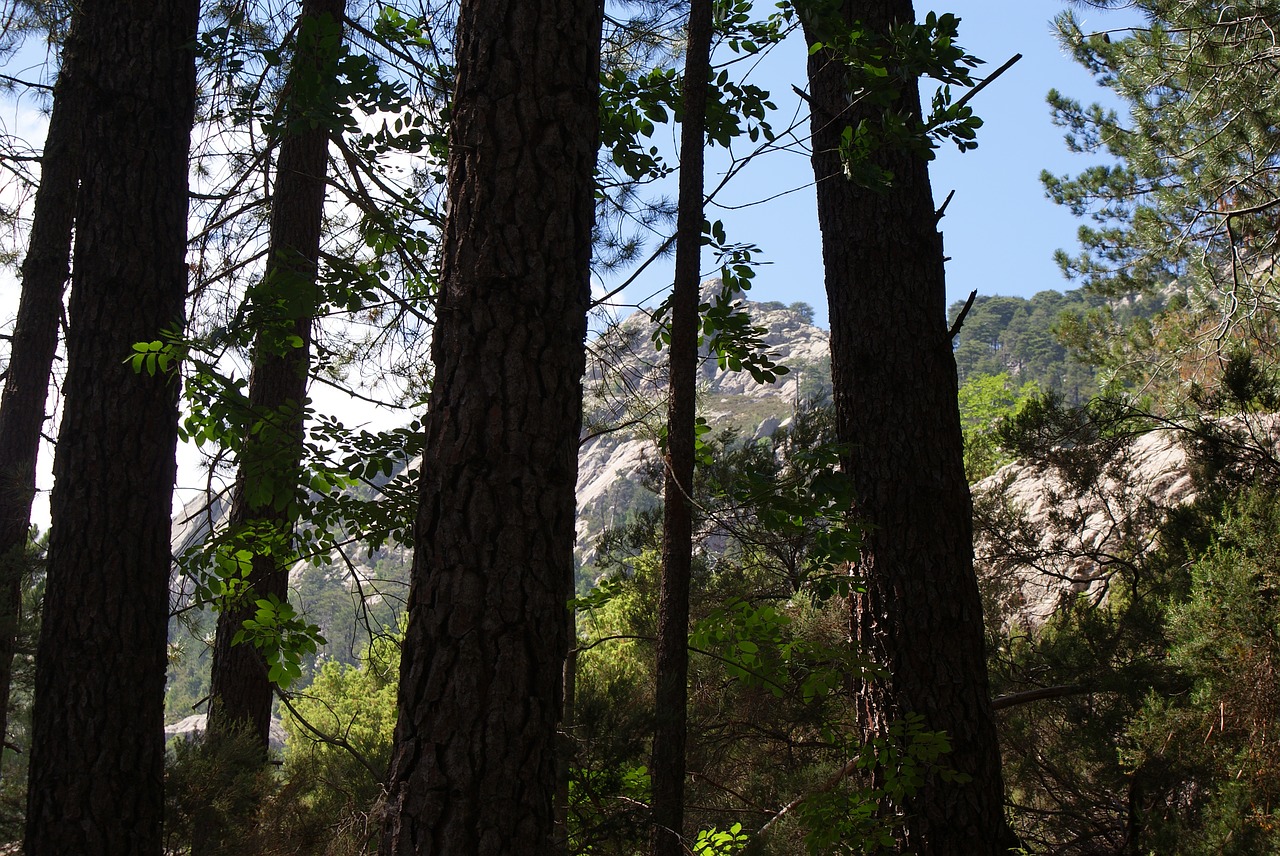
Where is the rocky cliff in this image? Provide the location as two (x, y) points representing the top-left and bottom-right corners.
(166, 288), (830, 710)
(575, 287), (830, 567)
(972, 415), (1280, 629)
(973, 429), (1194, 628)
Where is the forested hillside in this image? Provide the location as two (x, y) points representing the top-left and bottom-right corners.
(949, 290), (1100, 402)
(1, 0), (1279, 854)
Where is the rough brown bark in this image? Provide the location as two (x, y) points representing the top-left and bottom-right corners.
(379, 1), (602, 853)
(801, 1), (1015, 852)
(22, 0), (197, 853)
(648, 1), (712, 853)
(0, 17), (83, 769)
(205, 0), (345, 757)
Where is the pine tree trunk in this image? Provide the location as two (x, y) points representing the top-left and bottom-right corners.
(0, 18), (83, 771)
(649, 1), (712, 852)
(379, 1), (602, 852)
(556, 614), (577, 851)
(801, 1), (1014, 852)
(205, 0), (344, 757)
(23, 1), (197, 853)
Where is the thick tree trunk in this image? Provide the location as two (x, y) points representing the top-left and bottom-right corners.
(648, 1), (712, 853)
(22, 1), (197, 853)
(205, 0), (344, 757)
(379, 1), (602, 853)
(801, 2), (1014, 852)
(0, 18), (82, 770)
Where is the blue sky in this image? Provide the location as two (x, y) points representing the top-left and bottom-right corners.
(606, 0), (1138, 330)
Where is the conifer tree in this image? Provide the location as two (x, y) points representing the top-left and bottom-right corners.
(23, 0), (198, 851)
(1044, 0), (1280, 375)
(379, 0), (603, 851)
(0, 9), (81, 769)
(800, 1), (1015, 850)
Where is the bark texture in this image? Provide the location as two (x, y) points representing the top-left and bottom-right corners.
(0, 18), (83, 765)
(648, 1), (712, 853)
(801, 1), (1015, 852)
(379, 1), (603, 854)
(206, 0), (344, 756)
(23, 1), (197, 853)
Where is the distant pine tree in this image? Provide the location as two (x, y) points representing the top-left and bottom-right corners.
(949, 290), (1105, 404)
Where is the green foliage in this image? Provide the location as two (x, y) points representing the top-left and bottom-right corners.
(984, 392), (1280, 854)
(174, 361), (422, 683)
(571, 543), (941, 854)
(957, 372), (1039, 482)
(1043, 1), (1280, 386)
(165, 607), (215, 724)
(124, 337), (181, 377)
(165, 629), (401, 855)
(598, 0), (780, 180)
(290, 550), (408, 670)
(948, 290), (1101, 404)
(1122, 489), (1280, 853)
(689, 596), (857, 703)
(567, 552), (658, 853)
(796, 716), (965, 855)
(599, 66), (677, 181)
(593, 1), (784, 274)
(693, 822), (749, 855)
(164, 716), (380, 856)
(171, 0), (443, 714)
(231, 594), (325, 689)
(572, 398), (977, 853)
(788, 302), (814, 323)
(649, 231), (790, 386)
(796, 3), (984, 186)
(164, 728), (286, 856)
(649, 399), (859, 598)
(281, 633), (399, 839)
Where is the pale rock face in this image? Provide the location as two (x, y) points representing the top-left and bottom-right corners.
(169, 286), (831, 576)
(574, 282), (831, 566)
(576, 436), (652, 511)
(972, 418), (1279, 629)
(975, 430), (1192, 628)
(164, 713), (288, 751)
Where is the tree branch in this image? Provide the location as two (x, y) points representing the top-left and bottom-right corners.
(934, 188), (955, 222)
(745, 754), (862, 853)
(953, 53), (1022, 113)
(0, 72), (53, 92)
(273, 687), (384, 782)
(991, 684), (1089, 712)
(947, 289), (977, 341)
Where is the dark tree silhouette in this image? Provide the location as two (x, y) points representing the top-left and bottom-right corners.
(206, 0), (346, 755)
(379, 0), (604, 853)
(23, 0), (198, 852)
(0, 13), (82, 769)
(801, 1), (1016, 851)
(649, 0), (712, 852)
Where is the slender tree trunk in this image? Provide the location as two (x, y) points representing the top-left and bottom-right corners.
(801, 2), (1014, 852)
(205, 0), (345, 757)
(0, 17), (83, 771)
(1126, 771), (1142, 856)
(379, 1), (603, 852)
(23, 1), (197, 853)
(649, 2), (712, 853)
(556, 609), (578, 851)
